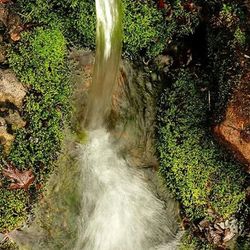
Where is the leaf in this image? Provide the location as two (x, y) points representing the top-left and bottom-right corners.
(2, 164), (35, 190)
(0, 0), (10, 3)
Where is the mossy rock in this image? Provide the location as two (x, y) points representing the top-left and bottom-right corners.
(157, 70), (245, 220)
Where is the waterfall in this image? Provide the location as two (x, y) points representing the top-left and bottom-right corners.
(84, 0), (122, 129)
(74, 0), (180, 249)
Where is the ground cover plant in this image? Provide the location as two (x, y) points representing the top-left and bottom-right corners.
(0, 25), (71, 233)
(157, 69), (245, 219)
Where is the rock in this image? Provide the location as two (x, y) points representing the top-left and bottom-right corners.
(5, 110), (26, 129)
(0, 45), (6, 63)
(0, 232), (5, 242)
(69, 49), (94, 68)
(0, 0), (11, 4)
(207, 208), (215, 217)
(228, 218), (239, 234)
(213, 73), (250, 171)
(7, 12), (23, 42)
(0, 69), (26, 108)
(0, 124), (14, 153)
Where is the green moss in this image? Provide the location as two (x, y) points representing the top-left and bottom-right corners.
(157, 70), (245, 220)
(0, 189), (29, 232)
(15, 0), (199, 59)
(0, 240), (19, 250)
(207, 27), (241, 122)
(0, 26), (71, 233)
(236, 237), (250, 250)
(180, 230), (213, 250)
(8, 26), (71, 171)
(234, 27), (246, 46)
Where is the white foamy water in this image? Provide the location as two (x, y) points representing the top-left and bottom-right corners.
(74, 129), (179, 250)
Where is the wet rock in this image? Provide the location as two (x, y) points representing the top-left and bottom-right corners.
(72, 55), (159, 169)
(110, 61), (159, 168)
(0, 69), (26, 108)
(69, 49), (94, 68)
(5, 110), (26, 129)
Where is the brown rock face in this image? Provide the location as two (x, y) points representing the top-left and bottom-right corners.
(0, 69), (26, 108)
(213, 74), (250, 171)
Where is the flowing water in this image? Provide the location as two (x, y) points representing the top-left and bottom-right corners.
(84, 0), (122, 129)
(74, 0), (180, 249)
(74, 130), (179, 250)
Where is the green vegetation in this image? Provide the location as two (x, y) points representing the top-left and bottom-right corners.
(206, 1), (247, 122)
(8, 26), (70, 170)
(234, 27), (246, 46)
(14, 0), (199, 59)
(0, 240), (19, 250)
(0, 189), (29, 232)
(16, 136), (81, 250)
(0, 26), (71, 232)
(180, 230), (213, 250)
(157, 70), (245, 219)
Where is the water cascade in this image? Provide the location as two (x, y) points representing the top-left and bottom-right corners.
(84, 0), (122, 129)
(74, 0), (180, 249)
